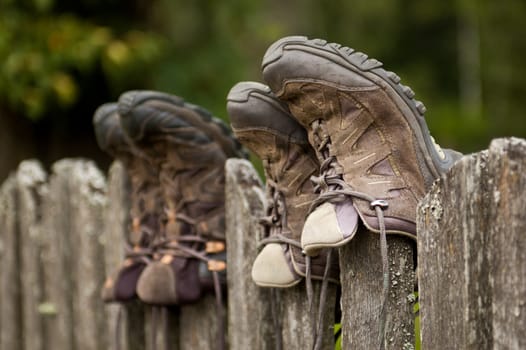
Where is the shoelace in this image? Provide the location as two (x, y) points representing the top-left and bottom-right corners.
(153, 232), (226, 350)
(115, 230), (226, 350)
(158, 169), (227, 350)
(257, 178), (288, 350)
(114, 221), (155, 350)
(309, 119), (390, 350)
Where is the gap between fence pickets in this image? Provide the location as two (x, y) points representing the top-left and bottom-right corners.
(417, 137), (526, 350)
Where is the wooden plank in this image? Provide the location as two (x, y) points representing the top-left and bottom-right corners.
(339, 228), (415, 349)
(417, 137), (526, 349)
(40, 160), (77, 350)
(144, 306), (178, 350)
(104, 161), (147, 350)
(280, 281), (337, 350)
(179, 295), (220, 349)
(0, 174), (22, 350)
(16, 160), (48, 350)
(418, 148), (491, 349)
(488, 138), (526, 349)
(66, 159), (109, 350)
(225, 158), (278, 350)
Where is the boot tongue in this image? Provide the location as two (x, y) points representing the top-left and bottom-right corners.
(334, 200), (359, 236)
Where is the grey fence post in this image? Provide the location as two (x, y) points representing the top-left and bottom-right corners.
(339, 228), (416, 349)
(225, 158), (277, 350)
(47, 159), (109, 350)
(17, 161), (48, 350)
(418, 137), (526, 349)
(0, 173), (22, 350)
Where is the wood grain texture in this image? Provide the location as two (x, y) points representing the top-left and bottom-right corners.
(67, 159), (109, 350)
(225, 158), (278, 350)
(0, 174), (22, 350)
(104, 161), (147, 350)
(16, 160), (48, 350)
(280, 280), (337, 350)
(179, 295), (221, 349)
(42, 160), (76, 350)
(418, 137), (526, 349)
(340, 228), (415, 349)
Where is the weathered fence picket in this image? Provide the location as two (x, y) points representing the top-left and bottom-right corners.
(0, 173), (21, 350)
(225, 159), (276, 350)
(418, 137), (526, 349)
(16, 161), (47, 350)
(340, 231), (415, 349)
(1, 136), (524, 350)
(103, 162), (140, 350)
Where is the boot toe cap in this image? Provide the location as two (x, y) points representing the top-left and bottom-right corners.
(251, 243), (300, 288)
(137, 261), (178, 305)
(301, 202), (359, 255)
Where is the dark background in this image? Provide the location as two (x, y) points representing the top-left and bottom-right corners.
(1, 0), (525, 180)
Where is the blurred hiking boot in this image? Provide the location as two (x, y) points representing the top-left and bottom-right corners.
(262, 36), (462, 255)
(93, 103), (163, 302)
(118, 90), (244, 305)
(227, 81), (339, 287)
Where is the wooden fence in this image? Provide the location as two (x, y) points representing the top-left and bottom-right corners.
(0, 137), (524, 349)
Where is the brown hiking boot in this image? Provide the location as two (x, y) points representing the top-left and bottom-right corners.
(118, 90), (244, 305)
(227, 81), (339, 287)
(93, 103), (163, 302)
(262, 36), (462, 255)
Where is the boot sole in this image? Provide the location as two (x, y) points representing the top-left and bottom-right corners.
(227, 81), (289, 114)
(93, 102), (141, 157)
(227, 81), (273, 103)
(227, 81), (293, 124)
(119, 90), (248, 159)
(262, 36), (457, 179)
(93, 103), (123, 152)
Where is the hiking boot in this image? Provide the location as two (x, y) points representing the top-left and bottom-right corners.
(118, 90), (242, 305)
(227, 81), (339, 287)
(262, 36), (462, 255)
(93, 103), (163, 302)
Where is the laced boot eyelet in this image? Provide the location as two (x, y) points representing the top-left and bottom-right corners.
(370, 199), (389, 210)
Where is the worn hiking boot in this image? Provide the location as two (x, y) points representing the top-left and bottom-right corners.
(118, 90), (244, 305)
(93, 103), (163, 302)
(262, 36), (462, 255)
(227, 81), (339, 287)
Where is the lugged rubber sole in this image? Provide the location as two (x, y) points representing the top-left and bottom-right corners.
(227, 81), (295, 123)
(226, 81), (272, 103)
(262, 36), (457, 178)
(92, 102), (136, 156)
(118, 90), (248, 160)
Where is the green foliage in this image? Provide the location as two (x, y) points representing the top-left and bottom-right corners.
(149, 0), (526, 153)
(1, 0), (525, 153)
(334, 323), (342, 350)
(414, 292), (421, 350)
(0, 4), (164, 120)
